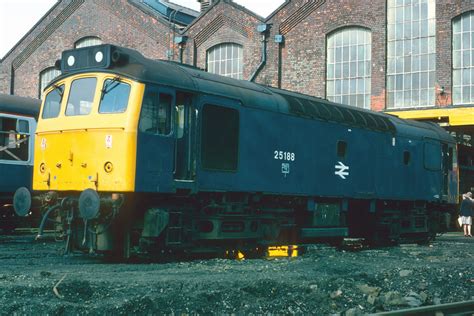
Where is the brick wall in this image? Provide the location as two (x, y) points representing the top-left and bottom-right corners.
(2, 0), (474, 110)
(183, 0), (263, 80)
(0, 0), (175, 98)
(184, 0), (474, 111)
(263, 0), (387, 110)
(436, 0), (474, 107)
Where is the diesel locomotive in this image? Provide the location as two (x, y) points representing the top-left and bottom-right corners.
(13, 44), (458, 257)
(0, 94), (39, 231)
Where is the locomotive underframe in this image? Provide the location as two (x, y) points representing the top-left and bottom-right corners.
(30, 190), (455, 257)
(0, 196), (17, 232)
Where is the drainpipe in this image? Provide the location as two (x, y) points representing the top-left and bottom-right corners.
(275, 34), (284, 89)
(168, 9), (180, 61)
(174, 36), (188, 64)
(10, 65), (15, 95)
(249, 24), (270, 82)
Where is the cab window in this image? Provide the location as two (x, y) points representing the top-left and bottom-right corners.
(99, 79), (130, 113)
(176, 105), (185, 139)
(424, 142), (441, 171)
(42, 85), (64, 119)
(139, 89), (172, 135)
(0, 117), (29, 162)
(448, 147), (454, 171)
(65, 77), (97, 116)
(337, 140), (347, 158)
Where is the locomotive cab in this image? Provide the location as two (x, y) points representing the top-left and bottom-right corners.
(34, 73), (142, 193)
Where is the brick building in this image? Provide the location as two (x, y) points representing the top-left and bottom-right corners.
(188, 0), (474, 112)
(0, 0), (198, 98)
(1, 0), (474, 113)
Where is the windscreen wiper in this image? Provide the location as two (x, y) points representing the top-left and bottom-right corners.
(101, 76), (121, 100)
(53, 84), (64, 98)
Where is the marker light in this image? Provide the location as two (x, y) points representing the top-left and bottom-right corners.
(95, 51), (103, 63)
(104, 161), (113, 173)
(67, 55), (75, 66)
(60, 45), (128, 73)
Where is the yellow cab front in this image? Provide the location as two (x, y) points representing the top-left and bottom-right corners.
(34, 73), (143, 193)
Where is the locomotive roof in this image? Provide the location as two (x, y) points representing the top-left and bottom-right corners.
(0, 93), (41, 118)
(52, 45), (453, 142)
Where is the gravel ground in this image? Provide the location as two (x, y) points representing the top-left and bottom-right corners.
(0, 232), (472, 315)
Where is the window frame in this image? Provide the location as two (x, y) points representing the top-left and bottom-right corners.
(452, 11), (474, 105)
(423, 140), (442, 171)
(403, 150), (411, 165)
(200, 103), (240, 172)
(38, 67), (61, 98)
(138, 85), (175, 137)
(42, 84), (64, 119)
(65, 77), (98, 117)
(206, 43), (243, 79)
(74, 36), (102, 49)
(326, 26), (372, 109)
(386, 0), (436, 109)
(98, 79), (131, 114)
(337, 140), (347, 159)
(0, 113), (35, 165)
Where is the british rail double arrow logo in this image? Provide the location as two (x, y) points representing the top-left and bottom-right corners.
(335, 161), (349, 179)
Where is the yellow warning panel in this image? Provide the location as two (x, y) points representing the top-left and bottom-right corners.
(386, 106), (474, 127)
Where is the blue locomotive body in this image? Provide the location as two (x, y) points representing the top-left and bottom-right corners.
(18, 45), (458, 256)
(129, 49), (457, 245)
(194, 95), (456, 203)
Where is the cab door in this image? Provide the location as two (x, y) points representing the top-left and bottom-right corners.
(174, 92), (196, 181)
(135, 85), (175, 192)
(442, 143), (458, 203)
(442, 143), (449, 200)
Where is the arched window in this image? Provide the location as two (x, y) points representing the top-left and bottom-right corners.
(387, 0), (436, 109)
(39, 67), (61, 97)
(453, 11), (474, 105)
(75, 36), (102, 48)
(326, 27), (372, 109)
(206, 43), (243, 79)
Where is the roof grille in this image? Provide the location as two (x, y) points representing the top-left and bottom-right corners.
(281, 94), (395, 133)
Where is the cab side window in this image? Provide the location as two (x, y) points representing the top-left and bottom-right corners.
(139, 88), (172, 135)
(0, 117), (29, 162)
(42, 85), (64, 119)
(424, 141), (441, 171)
(337, 140), (347, 159)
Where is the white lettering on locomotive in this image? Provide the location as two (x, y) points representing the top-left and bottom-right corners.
(105, 135), (113, 148)
(274, 150), (295, 161)
(281, 162), (290, 177)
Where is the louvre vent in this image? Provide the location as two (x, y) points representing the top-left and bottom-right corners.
(198, 0), (212, 12)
